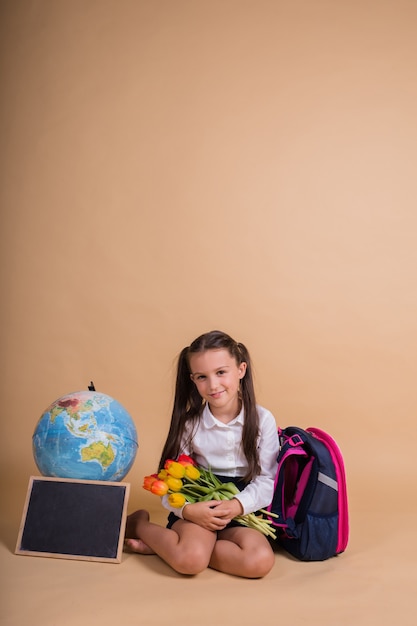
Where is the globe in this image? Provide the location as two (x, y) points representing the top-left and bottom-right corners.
(32, 390), (138, 481)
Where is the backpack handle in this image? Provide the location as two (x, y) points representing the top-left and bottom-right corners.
(279, 429), (305, 449)
(287, 434), (304, 447)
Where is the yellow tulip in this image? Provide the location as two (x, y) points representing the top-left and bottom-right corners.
(166, 476), (183, 491)
(184, 465), (201, 480)
(167, 493), (186, 508)
(165, 461), (186, 479)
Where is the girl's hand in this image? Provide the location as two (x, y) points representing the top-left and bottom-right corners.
(212, 498), (243, 519)
(182, 499), (243, 531)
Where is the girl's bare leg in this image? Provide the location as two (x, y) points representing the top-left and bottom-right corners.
(209, 526), (275, 578)
(124, 510), (217, 575)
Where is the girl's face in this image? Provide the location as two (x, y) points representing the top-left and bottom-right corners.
(189, 349), (247, 420)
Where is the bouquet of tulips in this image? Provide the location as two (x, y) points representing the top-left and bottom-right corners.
(143, 454), (278, 539)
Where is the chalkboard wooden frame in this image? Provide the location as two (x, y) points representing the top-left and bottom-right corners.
(15, 476), (130, 563)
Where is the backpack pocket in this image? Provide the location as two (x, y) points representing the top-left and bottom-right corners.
(281, 512), (339, 561)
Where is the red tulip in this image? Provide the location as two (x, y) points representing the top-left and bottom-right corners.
(177, 454), (196, 467)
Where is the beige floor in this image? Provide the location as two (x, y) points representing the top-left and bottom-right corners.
(1, 480), (416, 626)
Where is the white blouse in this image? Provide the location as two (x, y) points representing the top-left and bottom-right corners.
(162, 403), (279, 517)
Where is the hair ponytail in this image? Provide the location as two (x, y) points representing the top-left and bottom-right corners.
(236, 342), (261, 482)
(158, 347), (203, 469)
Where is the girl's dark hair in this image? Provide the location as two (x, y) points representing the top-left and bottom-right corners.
(159, 330), (261, 482)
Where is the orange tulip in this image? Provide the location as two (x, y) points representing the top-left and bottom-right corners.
(150, 480), (169, 496)
(142, 474), (158, 491)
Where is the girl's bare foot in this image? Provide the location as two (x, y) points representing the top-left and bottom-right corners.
(124, 537), (155, 555)
(124, 510), (155, 555)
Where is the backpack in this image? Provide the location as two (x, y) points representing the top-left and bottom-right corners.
(267, 426), (349, 561)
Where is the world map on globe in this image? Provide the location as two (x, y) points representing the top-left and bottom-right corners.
(32, 391), (138, 481)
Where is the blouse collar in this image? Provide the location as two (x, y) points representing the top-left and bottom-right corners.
(202, 402), (244, 428)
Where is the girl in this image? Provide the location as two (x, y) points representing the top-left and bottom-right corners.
(125, 330), (280, 578)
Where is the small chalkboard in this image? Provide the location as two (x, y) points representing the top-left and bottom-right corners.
(15, 476), (130, 563)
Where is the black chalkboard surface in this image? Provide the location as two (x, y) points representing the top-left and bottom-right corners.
(15, 476), (130, 563)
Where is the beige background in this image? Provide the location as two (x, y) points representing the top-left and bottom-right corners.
(1, 1), (416, 625)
